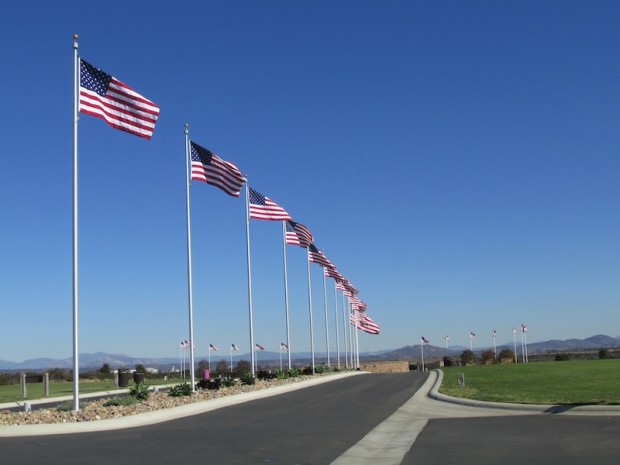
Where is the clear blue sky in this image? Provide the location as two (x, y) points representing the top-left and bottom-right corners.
(1, 1), (619, 363)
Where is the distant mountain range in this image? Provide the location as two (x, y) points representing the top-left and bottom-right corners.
(1, 335), (619, 370)
(375, 334), (620, 361)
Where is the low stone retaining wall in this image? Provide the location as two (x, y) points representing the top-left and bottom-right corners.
(358, 360), (410, 373)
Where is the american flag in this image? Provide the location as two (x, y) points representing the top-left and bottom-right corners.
(190, 142), (246, 197)
(280, 342), (288, 350)
(470, 331), (476, 339)
(361, 314), (380, 334)
(521, 324), (527, 333)
(231, 343), (239, 351)
(351, 312), (380, 334)
(79, 59), (159, 139)
(285, 221), (313, 247)
(209, 344), (219, 351)
(308, 244), (333, 267)
(323, 266), (342, 280)
(255, 343), (265, 351)
(249, 188), (291, 221)
(421, 336), (430, 344)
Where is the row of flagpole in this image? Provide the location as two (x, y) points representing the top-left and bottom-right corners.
(419, 324), (530, 368)
(72, 36), (379, 410)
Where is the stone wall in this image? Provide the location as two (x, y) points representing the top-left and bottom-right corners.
(358, 360), (410, 373)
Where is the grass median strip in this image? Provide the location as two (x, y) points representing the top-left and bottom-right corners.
(439, 359), (620, 405)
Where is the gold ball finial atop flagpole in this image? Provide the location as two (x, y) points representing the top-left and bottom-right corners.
(73, 33), (78, 40)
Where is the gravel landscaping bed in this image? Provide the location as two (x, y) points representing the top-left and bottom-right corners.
(0, 374), (338, 426)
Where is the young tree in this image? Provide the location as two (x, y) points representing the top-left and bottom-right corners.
(481, 349), (496, 364)
(134, 364), (146, 373)
(460, 349), (475, 366)
(197, 359), (209, 374)
(99, 363), (111, 380)
(215, 359), (229, 375)
(234, 360), (252, 377)
(498, 348), (515, 363)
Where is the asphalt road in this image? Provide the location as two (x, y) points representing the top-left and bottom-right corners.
(2, 371), (619, 465)
(0, 372), (428, 464)
(404, 415), (620, 465)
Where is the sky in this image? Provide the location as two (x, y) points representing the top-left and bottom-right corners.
(1, 0), (619, 363)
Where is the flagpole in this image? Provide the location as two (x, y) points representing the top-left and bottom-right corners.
(322, 272), (330, 368)
(513, 328), (518, 363)
(521, 326), (525, 363)
(342, 291), (350, 368)
(354, 306), (360, 369)
(184, 125), (196, 391)
(420, 340), (425, 372)
(333, 280), (341, 369)
(230, 345), (233, 372)
(281, 222), (292, 370)
(244, 182), (256, 376)
(71, 34), (81, 412)
(306, 250), (315, 373)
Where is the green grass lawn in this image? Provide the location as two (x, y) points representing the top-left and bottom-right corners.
(0, 378), (185, 404)
(440, 359), (620, 405)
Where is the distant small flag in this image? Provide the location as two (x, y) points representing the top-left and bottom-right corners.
(209, 344), (219, 351)
(421, 336), (429, 344)
(470, 332), (476, 339)
(493, 329), (497, 337)
(79, 59), (159, 139)
(285, 220), (314, 247)
(180, 340), (186, 349)
(190, 142), (246, 197)
(513, 327), (517, 334)
(249, 188), (291, 221)
(521, 324), (527, 333)
(445, 335), (450, 342)
(231, 343), (240, 351)
(280, 342), (288, 350)
(255, 343), (265, 351)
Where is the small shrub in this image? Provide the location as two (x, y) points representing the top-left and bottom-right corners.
(314, 365), (326, 374)
(195, 378), (221, 390)
(168, 382), (193, 397)
(56, 401), (86, 412)
(599, 349), (610, 360)
(129, 381), (149, 400)
(240, 372), (255, 385)
(555, 353), (570, 361)
(103, 396), (138, 407)
(302, 366), (313, 376)
(221, 376), (236, 387)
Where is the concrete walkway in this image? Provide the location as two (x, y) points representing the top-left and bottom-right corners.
(331, 369), (620, 465)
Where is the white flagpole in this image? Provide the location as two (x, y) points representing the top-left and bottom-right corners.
(521, 326), (525, 363)
(322, 272), (330, 368)
(333, 280), (341, 369)
(306, 250), (315, 373)
(184, 125), (196, 391)
(342, 291), (348, 368)
(493, 331), (497, 358)
(523, 326), (529, 363)
(230, 345), (233, 373)
(72, 34), (81, 412)
(513, 328), (518, 363)
(420, 339), (425, 372)
(281, 222), (292, 370)
(470, 333), (473, 352)
(244, 183), (256, 375)
(354, 307), (360, 369)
